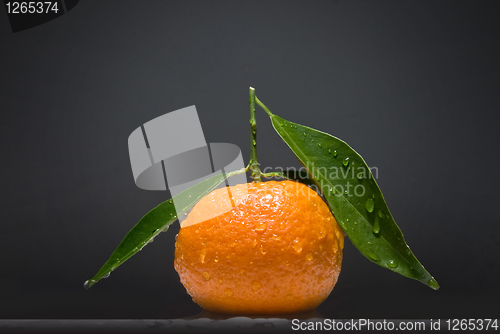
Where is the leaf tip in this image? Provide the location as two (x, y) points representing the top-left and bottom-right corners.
(83, 279), (96, 290)
(427, 277), (440, 290)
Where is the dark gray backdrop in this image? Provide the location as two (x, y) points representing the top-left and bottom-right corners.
(0, 0), (499, 319)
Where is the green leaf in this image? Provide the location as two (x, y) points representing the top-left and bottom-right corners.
(259, 103), (438, 290)
(84, 168), (246, 289)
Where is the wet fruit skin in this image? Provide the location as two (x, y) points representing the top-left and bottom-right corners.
(174, 180), (344, 314)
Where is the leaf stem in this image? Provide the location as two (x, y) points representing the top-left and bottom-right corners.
(261, 171), (287, 179)
(249, 87), (261, 182)
(255, 97), (274, 116)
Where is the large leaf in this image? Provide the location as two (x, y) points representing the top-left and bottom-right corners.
(84, 168), (246, 289)
(258, 102), (438, 290)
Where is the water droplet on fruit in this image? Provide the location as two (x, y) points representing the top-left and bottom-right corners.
(199, 248), (206, 263)
(303, 133), (307, 137)
(328, 149), (332, 154)
(365, 198), (375, 213)
(152, 229), (159, 234)
(292, 239), (303, 253)
(387, 260), (398, 268)
(378, 210), (385, 218)
(252, 280), (262, 291)
(333, 150), (338, 157)
(255, 223), (267, 232)
(252, 140), (256, 146)
(318, 143), (322, 147)
(225, 288), (233, 297)
(202, 272), (211, 281)
(102, 272), (110, 279)
(369, 253), (380, 261)
(318, 227), (326, 240)
(372, 216), (381, 234)
(342, 157), (349, 167)
(306, 253), (313, 261)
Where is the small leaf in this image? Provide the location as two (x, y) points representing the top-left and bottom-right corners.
(264, 110), (438, 290)
(84, 168), (246, 289)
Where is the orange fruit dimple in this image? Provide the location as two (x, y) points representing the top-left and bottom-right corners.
(174, 180), (344, 314)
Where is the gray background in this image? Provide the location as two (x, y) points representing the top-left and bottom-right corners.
(0, 0), (499, 320)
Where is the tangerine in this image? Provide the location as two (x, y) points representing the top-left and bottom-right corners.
(174, 180), (344, 314)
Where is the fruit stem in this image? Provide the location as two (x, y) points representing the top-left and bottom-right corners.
(249, 87), (261, 182)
